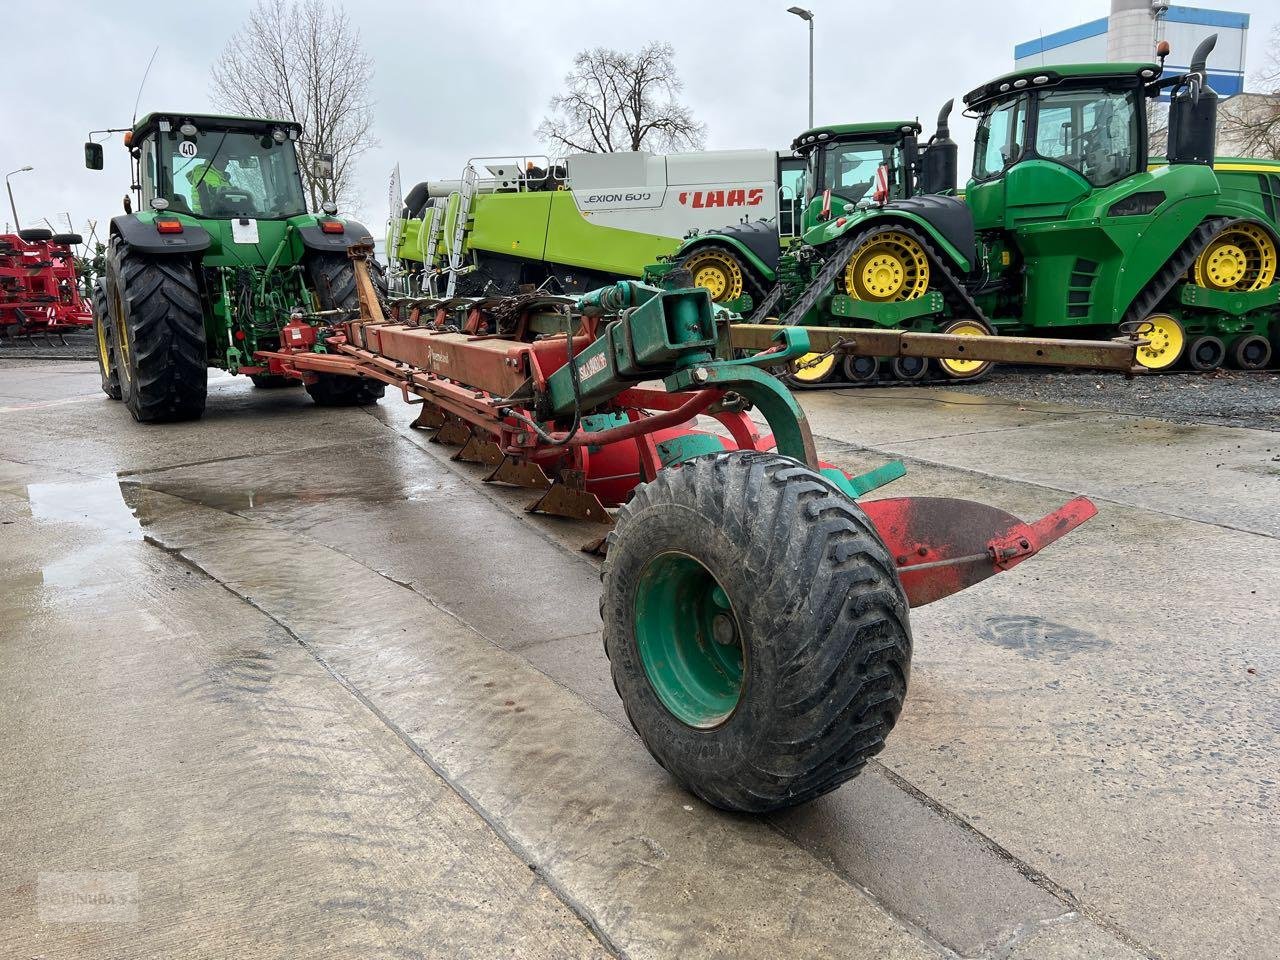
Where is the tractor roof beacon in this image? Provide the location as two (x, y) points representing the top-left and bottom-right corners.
(84, 111), (386, 422)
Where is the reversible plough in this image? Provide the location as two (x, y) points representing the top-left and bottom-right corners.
(257, 243), (1140, 812)
(0, 230), (92, 341)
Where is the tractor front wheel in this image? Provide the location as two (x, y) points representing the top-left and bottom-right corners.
(601, 451), (911, 812)
(105, 237), (207, 423)
(92, 280), (121, 401)
(250, 374), (296, 389)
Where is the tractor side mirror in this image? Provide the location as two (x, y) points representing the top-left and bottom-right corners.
(84, 142), (104, 170)
(312, 153), (334, 181)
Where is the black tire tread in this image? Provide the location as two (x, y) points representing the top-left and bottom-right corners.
(108, 236), (206, 423)
(600, 451), (911, 812)
(92, 279), (121, 400)
(303, 252), (387, 407)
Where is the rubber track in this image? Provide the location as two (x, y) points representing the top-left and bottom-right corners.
(111, 237), (206, 422)
(600, 451), (912, 812)
(1121, 217), (1232, 327)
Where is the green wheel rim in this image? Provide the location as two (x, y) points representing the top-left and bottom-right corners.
(634, 552), (745, 728)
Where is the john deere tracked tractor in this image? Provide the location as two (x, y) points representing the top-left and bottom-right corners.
(85, 112), (385, 422)
(732, 36), (1280, 385)
(655, 103), (964, 384)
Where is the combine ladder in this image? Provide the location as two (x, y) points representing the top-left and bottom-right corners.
(420, 203), (444, 296)
(444, 162), (478, 298)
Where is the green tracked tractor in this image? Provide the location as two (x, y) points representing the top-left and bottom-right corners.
(687, 35), (1280, 386)
(85, 112), (387, 422)
(651, 104), (964, 384)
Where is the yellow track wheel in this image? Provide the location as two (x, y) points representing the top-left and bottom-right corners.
(789, 352), (838, 384)
(938, 319), (993, 380)
(1134, 314), (1186, 371)
(1192, 223), (1278, 293)
(843, 231), (931, 302)
(683, 249), (744, 304)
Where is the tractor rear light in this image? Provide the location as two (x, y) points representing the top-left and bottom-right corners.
(319, 219), (344, 234)
(155, 218), (183, 234)
(234, 330), (246, 341)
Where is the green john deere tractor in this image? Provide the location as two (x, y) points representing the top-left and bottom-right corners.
(653, 103), (963, 384)
(693, 35), (1280, 386)
(85, 112), (386, 422)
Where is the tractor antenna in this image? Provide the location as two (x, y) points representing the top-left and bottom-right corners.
(132, 46), (160, 126)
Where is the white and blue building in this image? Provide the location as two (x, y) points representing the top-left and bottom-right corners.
(1014, 1), (1249, 97)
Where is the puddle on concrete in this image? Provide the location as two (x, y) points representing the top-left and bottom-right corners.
(27, 476), (143, 541)
(25, 476), (145, 592)
(978, 614), (1110, 661)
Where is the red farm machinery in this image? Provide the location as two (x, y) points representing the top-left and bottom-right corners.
(0, 228), (93, 342)
(183, 243), (1143, 813)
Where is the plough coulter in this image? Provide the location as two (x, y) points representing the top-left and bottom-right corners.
(248, 244), (1139, 813)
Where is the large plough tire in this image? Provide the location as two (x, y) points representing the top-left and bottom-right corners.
(305, 252), (386, 407)
(601, 451), (911, 812)
(92, 280), (121, 401)
(106, 237), (207, 423)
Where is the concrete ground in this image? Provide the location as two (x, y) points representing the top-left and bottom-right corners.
(1, 358), (1276, 960)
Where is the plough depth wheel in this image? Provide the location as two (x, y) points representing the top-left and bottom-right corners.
(601, 451), (911, 813)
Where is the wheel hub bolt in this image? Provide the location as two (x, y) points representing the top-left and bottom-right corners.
(712, 613), (738, 646)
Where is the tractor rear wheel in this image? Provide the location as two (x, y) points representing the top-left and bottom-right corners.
(92, 280), (121, 400)
(601, 451), (911, 812)
(106, 237), (207, 423)
(304, 252), (387, 406)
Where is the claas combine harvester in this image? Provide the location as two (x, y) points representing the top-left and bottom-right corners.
(0, 229), (93, 341)
(201, 242), (1140, 812)
(660, 35), (1280, 386)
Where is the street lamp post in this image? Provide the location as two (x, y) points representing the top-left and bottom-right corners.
(787, 7), (815, 129)
(6, 166), (34, 231)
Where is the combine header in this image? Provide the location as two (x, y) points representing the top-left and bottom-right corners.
(0, 229), (93, 341)
(249, 244), (1141, 812)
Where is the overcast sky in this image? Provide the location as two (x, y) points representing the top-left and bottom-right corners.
(1, 0), (1275, 241)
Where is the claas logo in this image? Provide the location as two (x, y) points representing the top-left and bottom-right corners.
(678, 188), (765, 208)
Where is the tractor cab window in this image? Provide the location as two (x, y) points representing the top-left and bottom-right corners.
(1033, 87), (1140, 186)
(156, 128), (307, 220)
(819, 140), (901, 205)
(974, 96), (1027, 181)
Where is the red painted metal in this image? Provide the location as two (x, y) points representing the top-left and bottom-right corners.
(0, 233), (93, 335)
(860, 495), (1098, 607)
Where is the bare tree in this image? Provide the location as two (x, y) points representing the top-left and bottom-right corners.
(536, 43), (707, 154)
(1219, 22), (1280, 159)
(210, 0), (376, 212)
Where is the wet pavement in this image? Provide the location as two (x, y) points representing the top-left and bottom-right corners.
(1, 359), (1276, 959)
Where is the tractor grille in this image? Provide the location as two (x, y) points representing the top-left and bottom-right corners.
(1067, 258), (1100, 320)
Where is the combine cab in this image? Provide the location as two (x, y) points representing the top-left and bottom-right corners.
(0, 229), (93, 341)
(84, 112), (385, 422)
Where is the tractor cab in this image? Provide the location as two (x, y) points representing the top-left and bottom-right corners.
(790, 102), (961, 241)
(791, 121), (922, 227)
(124, 114), (309, 221)
(963, 64), (1159, 232)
